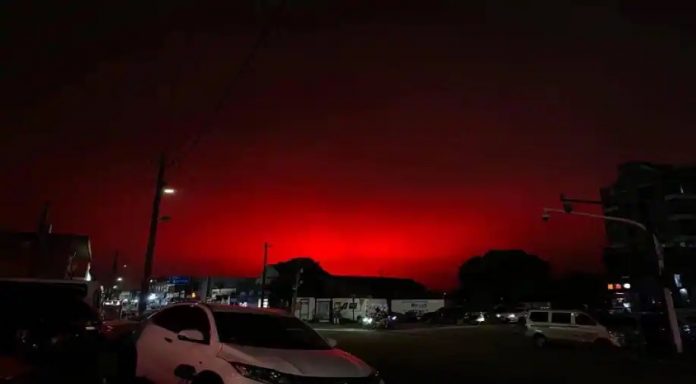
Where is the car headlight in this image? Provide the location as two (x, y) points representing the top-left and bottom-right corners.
(231, 363), (292, 384)
(362, 317), (373, 324)
(231, 363), (383, 384)
(507, 314), (516, 319)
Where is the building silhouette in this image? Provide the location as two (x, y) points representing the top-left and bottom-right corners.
(601, 162), (696, 309)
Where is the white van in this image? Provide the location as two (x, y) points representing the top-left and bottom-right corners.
(526, 310), (620, 348)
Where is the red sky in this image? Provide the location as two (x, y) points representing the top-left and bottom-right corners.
(2, 1), (696, 289)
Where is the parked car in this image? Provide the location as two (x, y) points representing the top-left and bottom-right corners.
(361, 311), (405, 329)
(422, 307), (466, 324)
(421, 307), (486, 325)
(526, 310), (620, 348)
(465, 312), (487, 325)
(396, 311), (420, 323)
(492, 306), (526, 324)
(595, 310), (696, 353)
(595, 313), (642, 349)
(136, 303), (384, 384)
(679, 312), (696, 350)
(0, 284), (105, 382)
(635, 311), (696, 354)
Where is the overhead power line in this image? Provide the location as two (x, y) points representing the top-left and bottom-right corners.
(167, 0), (287, 169)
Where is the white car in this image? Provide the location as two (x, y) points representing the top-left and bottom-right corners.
(526, 310), (620, 348)
(135, 303), (383, 384)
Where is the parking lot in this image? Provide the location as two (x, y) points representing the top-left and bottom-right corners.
(317, 325), (696, 384)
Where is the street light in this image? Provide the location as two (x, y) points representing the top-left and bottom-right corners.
(542, 207), (683, 354)
(139, 153), (175, 315)
(116, 277), (123, 282)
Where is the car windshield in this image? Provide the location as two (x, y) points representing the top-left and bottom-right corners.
(213, 312), (330, 350)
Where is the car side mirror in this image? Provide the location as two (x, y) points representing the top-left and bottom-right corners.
(174, 364), (196, 380)
(326, 337), (337, 348)
(177, 329), (205, 343)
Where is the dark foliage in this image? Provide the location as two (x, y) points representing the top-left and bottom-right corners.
(458, 249), (551, 308)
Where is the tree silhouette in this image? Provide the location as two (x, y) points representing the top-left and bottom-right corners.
(458, 250), (551, 308)
(551, 272), (605, 309)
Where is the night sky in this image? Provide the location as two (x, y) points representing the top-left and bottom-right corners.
(2, 1), (696, 289)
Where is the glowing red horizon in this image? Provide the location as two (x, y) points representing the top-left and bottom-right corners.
(3, 4), (696, 290)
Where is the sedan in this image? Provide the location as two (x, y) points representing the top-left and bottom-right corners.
(135, 303), (384, 384)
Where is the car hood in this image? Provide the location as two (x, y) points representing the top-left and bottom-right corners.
(217, 343), (373, 377)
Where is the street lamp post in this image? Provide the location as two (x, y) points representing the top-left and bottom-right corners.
(259, 242), (270, 308)
(542, 207), (683, 353)
(138, 153), (174, 315)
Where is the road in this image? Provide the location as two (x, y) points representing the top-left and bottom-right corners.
(317, 325), (696, 384)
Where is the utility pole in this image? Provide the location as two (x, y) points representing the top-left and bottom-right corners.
(259, 242), (270, 308)
(290, 267), (303, 316)
(35, 202), (51, 277)
(205, 276), (212, 301)
(109, 251), (119, 300)
(138, 153), (167, 315)
(542, 207), (683, 354)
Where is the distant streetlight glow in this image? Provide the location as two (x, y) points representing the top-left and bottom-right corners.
(116, 277), (123, 282)
(163, 187), (176, 195)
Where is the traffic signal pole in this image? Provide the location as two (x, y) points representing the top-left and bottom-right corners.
(542, 207), (683, 354)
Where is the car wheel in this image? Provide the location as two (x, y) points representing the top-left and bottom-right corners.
(192, 371), (224, 384)
(534, 334), (547, 348)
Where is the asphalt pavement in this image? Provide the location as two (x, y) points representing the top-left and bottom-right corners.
(317, 324), (696, 384)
